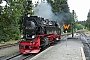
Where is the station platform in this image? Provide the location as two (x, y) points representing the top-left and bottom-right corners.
(30, 38), (84, 60)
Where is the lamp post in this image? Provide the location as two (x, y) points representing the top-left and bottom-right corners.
(72, 22), (74, 37)
(72, 10), (74, 37)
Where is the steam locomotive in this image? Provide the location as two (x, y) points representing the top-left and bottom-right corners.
(19, 14), (61, 54)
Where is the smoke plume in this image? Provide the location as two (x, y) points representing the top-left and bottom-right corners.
(33, 2), (57, 21)
(33, 2), (71, 25)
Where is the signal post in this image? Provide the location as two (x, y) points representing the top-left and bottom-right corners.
(63, 24), (70, 47)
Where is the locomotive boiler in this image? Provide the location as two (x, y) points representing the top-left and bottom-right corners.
(19, 14), (61, 54)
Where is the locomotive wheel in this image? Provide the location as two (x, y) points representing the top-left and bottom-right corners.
(56, 38), (60, 41)
(40, 37), (49, 48)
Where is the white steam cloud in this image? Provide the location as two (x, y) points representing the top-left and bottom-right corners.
(33, 2), (57, 20)
(33, 2), (71, 25)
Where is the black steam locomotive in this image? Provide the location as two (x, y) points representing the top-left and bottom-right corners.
(19, 14), (61, 54)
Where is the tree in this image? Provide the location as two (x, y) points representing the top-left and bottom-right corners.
(47, 0), (72, 32)
(0, 0), (33, 42)
(47, 0), (71, 24)
(0, 0), (2, 3)
(87, 9), (90, 18)
(47, 0), (69, 14)
(86, 18), (90, 30)
(76, 24), (84, 30)
(86, 10), (90, 30)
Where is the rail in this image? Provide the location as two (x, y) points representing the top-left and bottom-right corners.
(79, 32), (90, 60)
(0, 43), (18, 49)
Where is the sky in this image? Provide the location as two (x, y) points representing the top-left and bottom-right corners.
(68, 0), (90, 21)
(0, 1), (6, 6)
(0, 0), (90, 21)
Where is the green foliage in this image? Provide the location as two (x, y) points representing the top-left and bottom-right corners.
(86, 18), (90, 30)
(86, 10), (90, 30)
(47, 0), (69, 13)
(47, 0), (71, 23)
(78, 21), (86, 27)
(47, 0), (72, 32)
(0, 0), (33, 42)
(87, 10), (90, 18)
(75, 24), (84, 30)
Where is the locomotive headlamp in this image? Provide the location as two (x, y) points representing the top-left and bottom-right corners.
(21, 34), (23, 38)
(27, 14), (30, 17)
(32, 35), (36, 38)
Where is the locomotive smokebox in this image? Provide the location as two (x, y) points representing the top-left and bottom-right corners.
(23, 16), (37, 39)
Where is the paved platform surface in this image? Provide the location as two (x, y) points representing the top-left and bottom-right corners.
(31, 39), (83, 60)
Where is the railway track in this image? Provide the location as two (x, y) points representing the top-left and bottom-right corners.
(0, 34), (66, 60)
(5, 52), (22, 60)
(1, 37), (62, 60)
(79, 32), (90, 60)
(5, 53), (36, 60)
(0, 43), (18, 49)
